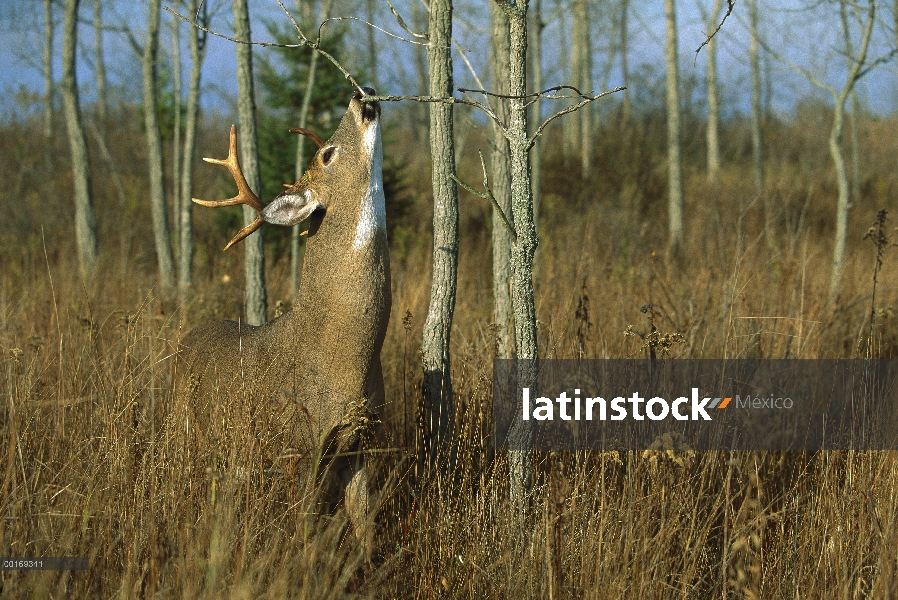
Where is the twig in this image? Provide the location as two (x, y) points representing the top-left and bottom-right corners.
(454, 39), (487, 92)
(451, 151), (517, 241)
(527, 87), (625, 150)
(387, 0), (427, 39)
(273, 0), (365, 93)
(360, 94), (504, 129)
(319, 15), (431, 46)
(164, 4), (366, 95)
(694, 0), (736, 65)
(164, 6), (300, 48)
(458, 85), (594, 101)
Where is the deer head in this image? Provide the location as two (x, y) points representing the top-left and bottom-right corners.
(193, 87), (383, 251)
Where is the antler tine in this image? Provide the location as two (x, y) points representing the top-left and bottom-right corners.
(193, 125), (266, 251)
(289, 127), (325, 149)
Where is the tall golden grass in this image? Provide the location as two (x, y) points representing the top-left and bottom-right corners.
(1, 104), (897, 597)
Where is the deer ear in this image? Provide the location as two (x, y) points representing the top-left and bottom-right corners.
(262, 191), (321, 226)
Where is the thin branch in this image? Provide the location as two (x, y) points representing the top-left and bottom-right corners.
(101, 21), (143, 55)
(694, 0), (736, 65)
(164, 6), (302, 48)
(387, 0), (485, 97)
(451, 150), (517, 241)
(855, 47), (898, 80)
(527, 87), (625, 150)
(360, 94), (504, 129)
(453, 38), (487, 91)
(166, 2), (365, 94)
(760, 0), (878, 103)
(458, 85), (594, 101)
(387, 0), (427, 39)
(319, 15), (431, 46)
(273, 0), (310, 44)
(758, 35), (836, 96)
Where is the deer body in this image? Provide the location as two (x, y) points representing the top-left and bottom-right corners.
(178, 90), (389, 550)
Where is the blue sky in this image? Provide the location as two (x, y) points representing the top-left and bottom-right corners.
(1, 0), (896, 122)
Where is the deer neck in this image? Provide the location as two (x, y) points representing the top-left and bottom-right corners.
(292, 123), (391, 354)
(352, 119), (387, 251)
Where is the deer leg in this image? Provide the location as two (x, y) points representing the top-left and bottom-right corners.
(344, 456), (372, 558)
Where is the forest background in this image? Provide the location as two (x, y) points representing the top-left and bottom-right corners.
(2, 0), (898, 597)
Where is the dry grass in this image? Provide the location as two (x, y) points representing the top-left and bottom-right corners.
(2, 107), (898, 597)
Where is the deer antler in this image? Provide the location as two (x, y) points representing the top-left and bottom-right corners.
(288, 127), (325, 149)
(193, 125), (266, 251)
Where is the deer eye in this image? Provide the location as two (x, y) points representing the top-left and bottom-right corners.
(321, 146), (337, 166)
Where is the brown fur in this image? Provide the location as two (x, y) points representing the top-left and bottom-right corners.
(178, 91), (390, 553)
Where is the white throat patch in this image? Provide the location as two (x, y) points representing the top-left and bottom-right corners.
(353, 123), (387, 250)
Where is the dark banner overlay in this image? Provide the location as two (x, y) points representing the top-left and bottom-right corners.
(493, 360), (898, 451)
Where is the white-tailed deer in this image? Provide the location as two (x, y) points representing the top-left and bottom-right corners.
(178, 88), (390, 553)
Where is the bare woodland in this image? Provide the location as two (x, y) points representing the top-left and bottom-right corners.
(3, 0), (898, 596)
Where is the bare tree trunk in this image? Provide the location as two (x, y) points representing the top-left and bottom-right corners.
(491, 3), (514, 361)
(849, 92), (862, 205)
(421, 0), (459, 464)
(619, 0), (631, 125)
(705, 0), (722, 182)
(411, 2), (429, 145)
(93, 0), (106, 132)
(496, 0), (537, 530)
(144, 0), (175, 293)
(172, 4), (182, 255)
(178, 0), (207, 301)
(841, 3), (862, 208)
(290, 0), (331, 298)
(366, 0), (377, 84)
(830, 0), (875, 303)
(62, 0), (98, 274)
(234, 0), (267, 325)
(561, 8), (577, 159)
(664, 0), (684, 256)
(528, 0), (544, 234)
(829, 101), (850, 304)
(573, 0), (593, 179)
(43, 0), (53, 149)
(749, 0), (766, 245)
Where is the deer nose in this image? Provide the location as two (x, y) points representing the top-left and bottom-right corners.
(354, 87), (377, 99)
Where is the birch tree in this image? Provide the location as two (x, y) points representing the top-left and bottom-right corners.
(528, 0), (544, 232)
(178, 0), (208, 301)
(421, 0), (459, 463)
(235, 0), (267, 325)
(62, 0), (98, 274)
(572, 0), (593, 178)
(366, 0), (377, 84)
(172, 4), (182, 251)
(749, 0), (766, 247)
(411, 2), (430, 143)
(93, 0), (107, 131)
(491, 3), (515, 361)
(619, 0), (631, 124)
(827, 0), (875, 302)
(665, 0), (684, 256)
(494, 0), (539, 525)
(763, 0), (883, 303)
(290, 0), (333, 297)
(840, 1), (863, 209)
(43, 0), (54, 148)
(704, 0), (723, 182)
(144, 0), (176, 293)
